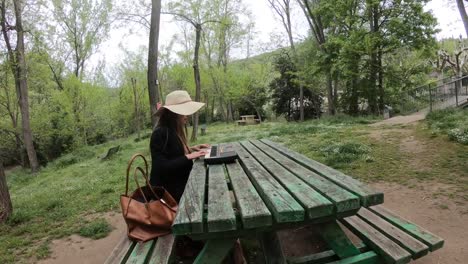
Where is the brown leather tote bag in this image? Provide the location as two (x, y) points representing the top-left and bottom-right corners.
(120, 154), (178, 242)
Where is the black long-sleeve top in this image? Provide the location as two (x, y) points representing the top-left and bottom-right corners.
(150, 126), (193, 202)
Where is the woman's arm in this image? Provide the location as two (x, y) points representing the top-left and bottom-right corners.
(190, 143), (210, 151)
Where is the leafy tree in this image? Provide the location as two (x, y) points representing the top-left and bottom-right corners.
(49, 0), (112, 78)
(1, 0), (40, 172)
(270, 51), (322, 120)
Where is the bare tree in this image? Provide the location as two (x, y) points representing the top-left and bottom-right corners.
(148, 0), (162, 127)
(1, 0), (40, 173)
(165, 1), (220, 142)
(268, 0), (305, 121)
(456, 0), (468, 37)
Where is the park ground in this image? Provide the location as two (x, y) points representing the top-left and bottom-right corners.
(2, 110), (467, 264)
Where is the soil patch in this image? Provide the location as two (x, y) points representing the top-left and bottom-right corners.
(36, 212), (125, 264)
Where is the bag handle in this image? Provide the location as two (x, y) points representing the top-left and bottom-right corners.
(125, 153), (148, 196)
(133, 166), (175, 211)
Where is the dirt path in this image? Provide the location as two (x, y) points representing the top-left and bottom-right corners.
(370, 110), (428, 126)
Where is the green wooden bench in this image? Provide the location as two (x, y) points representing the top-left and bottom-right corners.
(106, 139), (443, 264)
(104, 234), (175, 264)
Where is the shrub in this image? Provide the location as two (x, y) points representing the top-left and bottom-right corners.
(78, 218), (112, 239)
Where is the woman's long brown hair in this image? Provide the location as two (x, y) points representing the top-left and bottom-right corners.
(156, 108), (190, 154)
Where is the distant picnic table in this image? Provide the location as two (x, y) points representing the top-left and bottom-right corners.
(107, 140), (443, 264)
(237, 115), (260, 125)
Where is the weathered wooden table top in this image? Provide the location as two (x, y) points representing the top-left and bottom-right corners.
(172, 139), (383, 239)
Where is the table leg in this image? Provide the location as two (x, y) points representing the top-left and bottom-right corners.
(193, 238), (236, 264)
(317, 221), (361, 259)
(259, 231), (287, 264)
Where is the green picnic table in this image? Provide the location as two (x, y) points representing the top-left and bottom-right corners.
(107, 139), (443, 264)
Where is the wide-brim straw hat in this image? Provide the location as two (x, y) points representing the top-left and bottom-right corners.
(155, 90), (205, 116)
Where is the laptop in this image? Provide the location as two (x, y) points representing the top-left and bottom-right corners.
(203, 144), (238, 165)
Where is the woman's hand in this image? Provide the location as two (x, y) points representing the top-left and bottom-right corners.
(190, 143), (210, 151)
(186, 150), (207, 160)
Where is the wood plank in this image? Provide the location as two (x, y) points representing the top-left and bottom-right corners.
(233, 142), (305, 223)
(172, 160), (206, 235)
(341, 216), (412, 264)
(147, 234), (175, 264)
(261, 139), (383, 207)
(287, 243), (368, 264)
(259, 231), (287, 264)
(357, 208), (429, 259)
(125, 240), (156, 264)
(317, 221), (361, 259)
(326, 251), (379, 264)
(241, 140), (334, 220)
(368, 205), (444, 251)
(104, 236), (135, 264)
(251, 140), (360, 214)
(207, 164), (237, 232)
(193, 238), (237, 264)
(226, 161), (272, 229)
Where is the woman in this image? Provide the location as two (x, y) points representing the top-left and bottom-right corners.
(150, 90), (208, 203)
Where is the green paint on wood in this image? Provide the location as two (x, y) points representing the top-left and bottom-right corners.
(317, 221), (361, 259)
(357, 208), (429, 259)
(327, 251), (379, 264)
(341, 216), (412, 264)
(225, 161), (272, 229)
(172, 161), (206, 235)
(241, 141), (334, 219)
(251, 140), (360, 214)
(207, 165), (237, 232)
(193, 238), (236, 264)
(369, 205), (444, 251)
(148, 234), (175, 264)
(125, 240), (155, 264)
(233, 142), (304, 223)
(288, 243), (368, 264)
(261, 139), (383, 207)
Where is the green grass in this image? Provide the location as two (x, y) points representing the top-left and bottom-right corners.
(426, 108), (468, 144)
(2, 114), (467, 263)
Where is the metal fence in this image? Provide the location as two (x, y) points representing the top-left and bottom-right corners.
(397, 75), (468, 114)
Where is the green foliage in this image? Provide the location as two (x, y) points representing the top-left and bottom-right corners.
(79, 218), (113, 239)
(320, 142), (373, 167)
(426, 108), (468, 144)
(269, 51), (322, 120)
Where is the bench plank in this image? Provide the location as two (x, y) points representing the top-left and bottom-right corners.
(241, 140), (334, 220)
(233, 142), (305, 223)
(207, 164), (237, 232)
(327, 251), (379, 264)
(251, 140), (360, 214)
(193, 238), (237, 264)
(341, 216), (412, 264)
(357, 208), (429, 259)
(104, 236), (135, 264)
(226, 161), (272, 229)
(172, 161), (206, 235)
(147, 234), (175, 264)
(261, 139), (383, 207)
(317, 221), (361, 259)
(368, 205), (444, 251)
(288, 243), (368, 264)
(126, 240), (155, 264)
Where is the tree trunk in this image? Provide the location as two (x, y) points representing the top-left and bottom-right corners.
(13, 0), (39, 173)
(326, 72), (335, 115)
(131, 78), (140, 140)
(377, 48), (384, 113)
(147, 0), (162, 127)
(0, 161), (12, 222)
(456, 0), (468, 37)
(190, 24), (202, 142)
